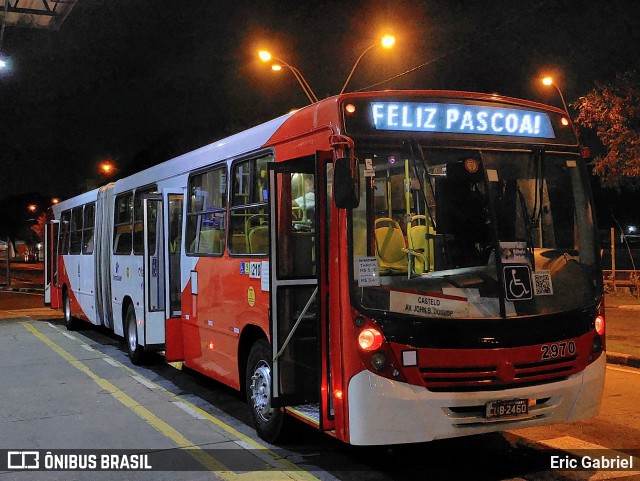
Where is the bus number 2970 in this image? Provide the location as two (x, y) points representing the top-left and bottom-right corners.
(541, 341), (576, 360)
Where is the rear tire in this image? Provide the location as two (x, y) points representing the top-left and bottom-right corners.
(63, 290), (79, 330)
(246, 339), (285, 443)
(125, 303), (145, 365)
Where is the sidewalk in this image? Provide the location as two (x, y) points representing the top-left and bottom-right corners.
(2, 274), (640, 367)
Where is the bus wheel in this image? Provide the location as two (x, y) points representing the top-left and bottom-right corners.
(246, 339), (284, 443)
(125, 304), (145, 365)
(63, 291), (78, 330)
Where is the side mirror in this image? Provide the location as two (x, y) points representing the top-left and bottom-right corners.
(334, 157), (360, 209)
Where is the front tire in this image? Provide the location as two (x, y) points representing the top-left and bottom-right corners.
(125, 303), (145, 365)
(246, 339), (285, 443)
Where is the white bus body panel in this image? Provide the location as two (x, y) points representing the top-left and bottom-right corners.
(347, 353), (606, 445)
(110, 253), (144, 337)
(62, 254), (98, 325)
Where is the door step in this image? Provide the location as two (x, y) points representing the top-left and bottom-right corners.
(288, 403), (320, 425)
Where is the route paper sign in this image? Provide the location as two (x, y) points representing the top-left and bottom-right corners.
(499, 241), (529, 264)
(389, 290), (469, 318)
(356, 256), (380, 287)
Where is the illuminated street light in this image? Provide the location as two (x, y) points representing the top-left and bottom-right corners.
(98, 159), (116, 176)
(340, 34), (396, 95)
(258, 50), (318, 103)
(541, 76), (570, 117)
(27, 204), (37, 213)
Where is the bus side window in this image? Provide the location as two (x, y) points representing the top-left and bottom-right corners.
(133, 185), (157, 255)
(69, 206), (83, 255)
(82, 202), (96, 255)
(113, 192), (133, 255)
(229, 155), (271, 256)
(59, 210), (71, 255)
(186, 167), (227, 256)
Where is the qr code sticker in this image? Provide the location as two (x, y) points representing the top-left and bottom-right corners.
(533, 270), (553, 296)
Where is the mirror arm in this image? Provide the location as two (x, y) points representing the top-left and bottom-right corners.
(330, 134), (355, 164)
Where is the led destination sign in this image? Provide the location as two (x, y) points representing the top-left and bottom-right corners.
(370, 102), (556, 139)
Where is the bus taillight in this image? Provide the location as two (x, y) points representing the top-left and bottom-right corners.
(595, 315), (605, 336)
(358, 328), (383, 351)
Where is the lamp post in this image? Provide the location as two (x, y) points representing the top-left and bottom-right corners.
(541, 76), (570, 117)
(340, 34), (395, 95)
(258, 50), (318, 103)
(26, 204), (38, 262)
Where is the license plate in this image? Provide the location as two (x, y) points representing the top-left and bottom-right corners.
(485, 398), (529, 419)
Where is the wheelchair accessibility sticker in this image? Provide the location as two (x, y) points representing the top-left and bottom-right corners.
(503, 265), (533, 301)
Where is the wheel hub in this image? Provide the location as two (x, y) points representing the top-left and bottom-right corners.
(250, 362), (273, 421)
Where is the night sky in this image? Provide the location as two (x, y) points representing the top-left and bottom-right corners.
(2, 0), (640, 202)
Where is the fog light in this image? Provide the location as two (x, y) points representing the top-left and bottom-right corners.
(371, 352), (387, 371)
(591, 335), (603, 354)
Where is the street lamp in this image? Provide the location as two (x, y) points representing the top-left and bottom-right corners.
(340, 34), (395, 95)
(98, 159), (116, 177)
(541, 76), (570, 117)
(258, 50), (318, 104)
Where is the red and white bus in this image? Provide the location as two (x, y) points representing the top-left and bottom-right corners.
(45, 90), (606, 445)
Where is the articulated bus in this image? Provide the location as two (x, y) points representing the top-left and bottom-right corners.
(45, 90), (605, 445)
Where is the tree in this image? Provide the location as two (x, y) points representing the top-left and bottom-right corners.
(574, 70), (640, 188)
(31, 213), (47, 243)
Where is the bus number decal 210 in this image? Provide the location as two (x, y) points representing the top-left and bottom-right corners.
(541, 341), (576, 360)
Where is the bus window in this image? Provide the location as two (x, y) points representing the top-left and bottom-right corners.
(59, 210), (71, 255)
(186, 166), (227, 255)
(276, 170), (316, 278)
(133, 186), (157, 255)
(82, 203), (95, 255)
(68, 207), (83, 255)
(113, 192), (133, 255)
(229, 155), (271, 255)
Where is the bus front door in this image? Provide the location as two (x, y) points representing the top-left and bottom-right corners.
(269, 154), (331, 430)
(142, 195), (166, 348)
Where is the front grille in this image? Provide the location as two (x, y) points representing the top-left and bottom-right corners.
(420, 355), (578, 392)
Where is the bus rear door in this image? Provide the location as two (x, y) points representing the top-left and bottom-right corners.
(163, 189), (185, 361)
(142, 195), (166, 348)
(44, 220), (60, 308)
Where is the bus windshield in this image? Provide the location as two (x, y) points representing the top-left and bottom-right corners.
(349, 145), (599, 319)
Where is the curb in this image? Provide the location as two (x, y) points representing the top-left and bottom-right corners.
(606, 351), (640, 369)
